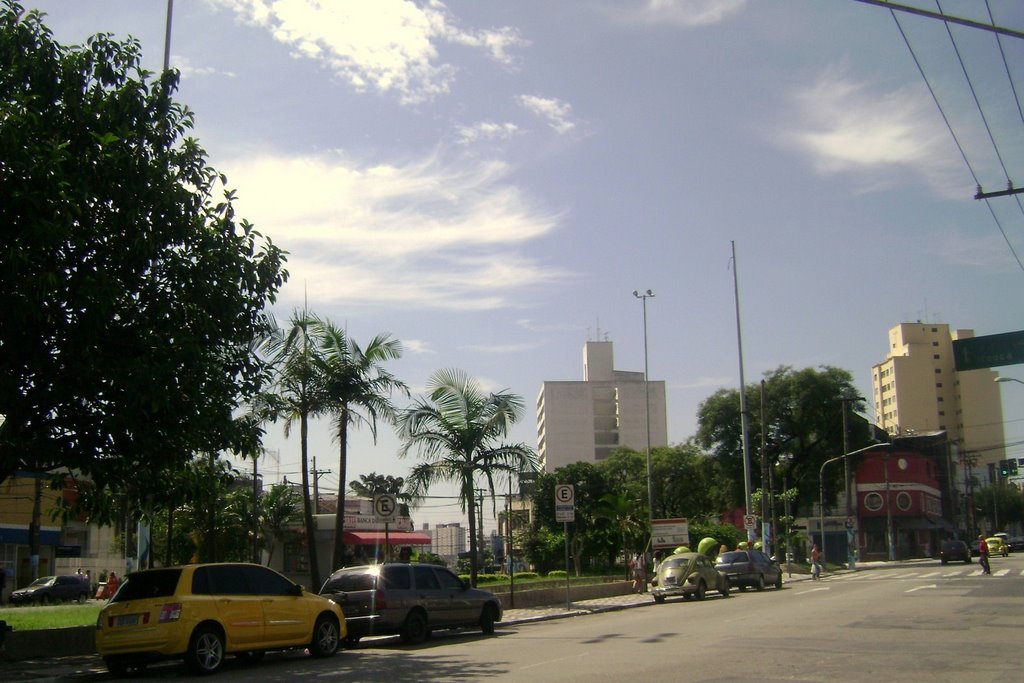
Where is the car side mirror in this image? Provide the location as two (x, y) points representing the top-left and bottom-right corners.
(291, 584), (304, 597)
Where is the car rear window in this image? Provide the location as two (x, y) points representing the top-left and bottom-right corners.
(718, 552), (748, 563)
(113, 569), (183, 602)
(323, 571), (376, 593)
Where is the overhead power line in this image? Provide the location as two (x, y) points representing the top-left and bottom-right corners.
(853, 0), (1024, 39)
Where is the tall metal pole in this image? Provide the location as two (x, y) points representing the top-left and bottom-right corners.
(163, 0), (174, 72)
(633, 289), (656, 544)
(731, 241), (754, 537)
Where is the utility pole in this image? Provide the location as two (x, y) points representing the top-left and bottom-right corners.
(311, 457), (331, 514)
(476, 488), (486, 567)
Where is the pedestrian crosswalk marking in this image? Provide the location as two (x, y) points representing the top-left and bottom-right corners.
(994, 569), (1010, 576)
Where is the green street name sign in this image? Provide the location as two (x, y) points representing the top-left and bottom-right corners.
(953, 330), (1024, 371)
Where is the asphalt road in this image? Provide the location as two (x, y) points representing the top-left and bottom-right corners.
(7, 556), (1024, 681)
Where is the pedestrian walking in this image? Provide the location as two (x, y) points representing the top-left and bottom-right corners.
(630, 553), (646, 593)
(978, 535), (991, 575)
(811, 544), (821, 580)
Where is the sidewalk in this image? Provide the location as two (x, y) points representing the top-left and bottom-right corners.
(0, 567), (834, 681)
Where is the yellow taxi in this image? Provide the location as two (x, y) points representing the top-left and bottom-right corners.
(96, 563), (345, 676)
(986, 537), (1009, 557)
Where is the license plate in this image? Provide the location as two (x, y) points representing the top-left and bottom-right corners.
(115, 614), (140, 627)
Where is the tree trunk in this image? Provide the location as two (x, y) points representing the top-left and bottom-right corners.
(466, 482), (478, 587)
(331, 408), (349, 570)
(301, 410), (321, 590)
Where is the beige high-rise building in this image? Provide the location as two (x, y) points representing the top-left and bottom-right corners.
(537, 341), (668, 472)
(871, 323), (1005, 470)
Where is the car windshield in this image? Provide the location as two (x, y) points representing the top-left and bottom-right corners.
(27, 577), (55, 588)
(112, 569), (182, 602)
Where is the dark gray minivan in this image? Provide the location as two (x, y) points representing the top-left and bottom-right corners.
(319, 563), (502, 646)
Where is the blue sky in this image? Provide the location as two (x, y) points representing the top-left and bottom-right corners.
(26, 0), (1024, 529)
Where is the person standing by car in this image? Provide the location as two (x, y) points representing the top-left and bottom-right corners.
(978, 535), (991, 574)
(810, 544), (821, 580)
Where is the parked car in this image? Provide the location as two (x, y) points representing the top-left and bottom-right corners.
(986, 536), (1009, 557)
(95, 563), (344, 677)
(319, 563), (503, 647)
(8, 574), (90, 605)
(1007, 536), (1024, 552)
(993, 532), (1011, 552)
(939, 539), (972, 565)
(715, 550), (783, 591)
(651, 552), (730, 603)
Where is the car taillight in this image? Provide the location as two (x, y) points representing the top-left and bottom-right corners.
(372, 589), (387, 609)
(159, 603), (182, 623)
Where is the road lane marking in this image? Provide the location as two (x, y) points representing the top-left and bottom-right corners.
(797, 587), (830, 595)
(917, 572), (941, 578)
(906, 584), (936, 593)
(967, 569), (984, 576)
(994, 569), (1010, 576)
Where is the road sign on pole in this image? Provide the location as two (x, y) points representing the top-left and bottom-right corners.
(743, 514), (757, 530)
(373, 494), (398, 523)
(953, 330), (1024, 371)
(555, 484), (575, 522)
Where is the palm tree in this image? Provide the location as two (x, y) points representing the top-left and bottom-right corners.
(397, 369), (538, 586)
(350, 472), (415, 516)
(595, 492), (646, 579)
(311, 320), (407, 570)
(258, 311), (330, 589)
(260, 483), (302, 566)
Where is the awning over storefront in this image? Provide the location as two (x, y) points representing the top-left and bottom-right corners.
(342, 531), (432, 546)
(894, 516), (955, 531)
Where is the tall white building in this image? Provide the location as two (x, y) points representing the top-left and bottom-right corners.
(871, 323), (1005, 471)
(428, 522), (466, 563)
(537, 341), (668, 471)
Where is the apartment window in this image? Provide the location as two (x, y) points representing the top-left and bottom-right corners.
(932, 341), (939, 346)
(935, 368), (942, 374)
(936, 383), (942, 388)
(937, 397), (944, 402)
(933, 354), (940, 359)
(931, 327), (938, 332)
(939, 411), (945, 416)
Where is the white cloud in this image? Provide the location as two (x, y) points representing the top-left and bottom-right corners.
(607, 0), (747, 27)
(210, 0), (525, 104)
(173, 55), (236, 79)
(517, 95), (576, 134)
(782, 64), (961, 196)
(456, 121), (521, 145)
(221, 150), (569, 310)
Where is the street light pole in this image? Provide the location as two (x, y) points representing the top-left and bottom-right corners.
(633, 289), (656, 549)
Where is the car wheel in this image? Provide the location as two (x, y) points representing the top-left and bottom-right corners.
(400, 611), (428, 645)
(755, 574), (765, 591)
(774, 573), (783, 589)
(309, 614), (340, 657)
(694, 581), (706, 601)
(186, 625), (225, 675)
(964, 557), (972, 565)
(480, 604), (498, 635)
(738, 585), (747, 592)
(720, 581), (730, 597)
(653, 594), (666, 604)
(40, 594), (51, 606)
(77, 593), (88, 604)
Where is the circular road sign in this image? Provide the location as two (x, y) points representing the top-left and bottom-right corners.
(374, 494), (398, 522)
(555, 484), (575, 506)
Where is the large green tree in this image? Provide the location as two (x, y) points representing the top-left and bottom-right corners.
(397, 369), (538, 586)
(312, 320), (407, 570)
(0, 3), (286, 504)
(696, 365), (870, 514)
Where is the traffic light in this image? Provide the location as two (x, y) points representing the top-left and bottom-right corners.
(999, 459), (1010, 477)
(1012, 459), (1021, 476)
